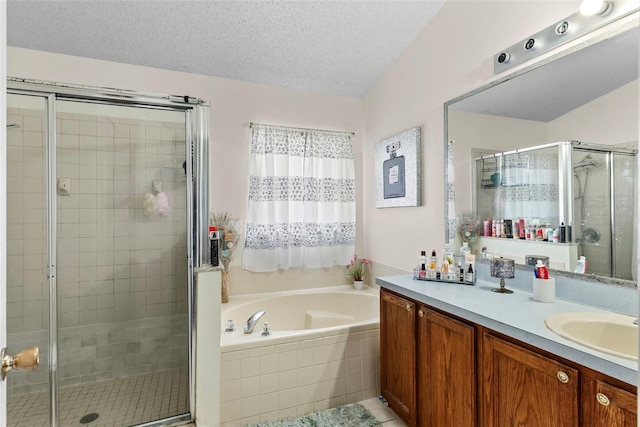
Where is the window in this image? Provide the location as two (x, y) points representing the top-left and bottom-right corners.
(242, 124), (355, 272)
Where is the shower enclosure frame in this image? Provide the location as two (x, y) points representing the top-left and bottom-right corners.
(7, 77), (210, 427)
(472, 140), (637, 278)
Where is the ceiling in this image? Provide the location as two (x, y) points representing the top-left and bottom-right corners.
(7, 1), (445, 98)
(450, 26), (639, 122)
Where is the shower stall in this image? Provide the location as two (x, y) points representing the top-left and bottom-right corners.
(571, 143), (637, 280)
(474, 140), (637, 279)
(5, 79), (210, 426)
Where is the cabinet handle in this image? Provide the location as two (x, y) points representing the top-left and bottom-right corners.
(406, 304), (411, 312)
(418, 310), (424, 318)
(596, 392), (610, 406)
(557, 371), (569, 383)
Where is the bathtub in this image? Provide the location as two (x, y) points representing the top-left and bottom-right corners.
(219, 285), (380, 426)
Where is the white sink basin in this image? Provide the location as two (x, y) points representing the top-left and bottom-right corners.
(545, 312), (638, 361)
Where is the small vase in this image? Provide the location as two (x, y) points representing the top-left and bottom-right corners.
(221, 270), (230, 303)
(354, 280), (364, 290)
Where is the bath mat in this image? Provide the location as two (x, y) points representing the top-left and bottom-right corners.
(245, 403), (381, 427)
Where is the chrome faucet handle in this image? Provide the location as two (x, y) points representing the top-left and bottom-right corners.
(225, 319), (236, 332)
(633, 318), (638, 325)
(261, 322), (271, 336)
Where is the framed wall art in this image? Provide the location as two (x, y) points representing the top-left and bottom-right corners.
(375, 126), (422, 208)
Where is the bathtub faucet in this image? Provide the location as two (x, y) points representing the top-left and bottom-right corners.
(244, 309), (266, 334)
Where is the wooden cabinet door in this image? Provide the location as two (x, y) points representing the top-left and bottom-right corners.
(583, 378), (637, 427)
(380, 289), (417, 427)
(482, 333), (579, 427)
(418, 307), (476, 427)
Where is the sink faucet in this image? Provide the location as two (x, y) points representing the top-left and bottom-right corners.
(634, 318), (638, 325)
(244, 309), (266, 334)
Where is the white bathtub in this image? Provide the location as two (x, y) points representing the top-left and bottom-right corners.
(220, 285), (379, 350)
(219, 285), (381, 426)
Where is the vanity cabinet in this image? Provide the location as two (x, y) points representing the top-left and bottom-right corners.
(380, 289), (476, 427)
(380, 289), (416, 426)
(481, 333), (579, 426)
(418, 306), (475, 427)
(380, 287), (637, 427)
(582, 375), (637, 427)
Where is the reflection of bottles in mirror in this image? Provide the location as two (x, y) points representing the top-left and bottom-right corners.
(459, 242), (471, 256)
(574, 256), (587, 274)
(443, 244), (454, 267)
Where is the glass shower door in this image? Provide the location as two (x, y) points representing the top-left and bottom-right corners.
(55, 101), (190, 426)
(6, 93), (50, 427)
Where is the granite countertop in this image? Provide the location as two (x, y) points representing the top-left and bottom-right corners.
(376, 275), (637, 386)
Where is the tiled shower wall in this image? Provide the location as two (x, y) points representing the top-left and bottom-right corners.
(6, 105), (189, 394)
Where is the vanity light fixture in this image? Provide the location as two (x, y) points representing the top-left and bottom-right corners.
(494, 0), (636, 74)
(580, 0), (613, 16)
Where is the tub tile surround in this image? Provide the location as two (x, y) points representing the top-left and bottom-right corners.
(218, 286), (381, 426)
(220, 329), (380, 426)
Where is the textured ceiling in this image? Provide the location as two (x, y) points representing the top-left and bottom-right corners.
(7, 1), (445, 98)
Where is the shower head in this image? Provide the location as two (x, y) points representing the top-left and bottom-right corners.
(573, 154), (598, 171)
(6, 124), (21, 130)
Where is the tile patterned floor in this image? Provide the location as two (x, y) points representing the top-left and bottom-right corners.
(9, 374), (402, 427)
(359, 397), (407, 427)
(8, 368), (189, 427)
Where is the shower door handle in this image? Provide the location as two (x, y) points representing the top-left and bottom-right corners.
(1, 346), (39, 380)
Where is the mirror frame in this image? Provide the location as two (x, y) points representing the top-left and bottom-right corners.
(443, 18), (639, 289)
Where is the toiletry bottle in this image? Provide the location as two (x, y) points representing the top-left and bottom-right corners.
(429, 250), (438, 277)
(519, 219), (526, 239)
(418, 251), (427, 278)
(559, 222), (566, 243)
(575, 256), (587, 274)
(465, 263), (474, 282)
(458, 263), (465, 282)
(441, 259), (450, 277)
(443, 244), (454, 268)
(459, 242), (471, 256)
(209, 226), (220, 267)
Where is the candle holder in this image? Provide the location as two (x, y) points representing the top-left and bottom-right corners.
(491, 257), (515, 294)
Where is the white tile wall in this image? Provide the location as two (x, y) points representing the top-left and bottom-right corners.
(220, 327), (380, 427)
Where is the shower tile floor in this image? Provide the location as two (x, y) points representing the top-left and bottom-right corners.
(8, 368), (189, 427)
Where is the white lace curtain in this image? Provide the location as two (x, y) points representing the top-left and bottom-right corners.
(242, 124), (356, 272)
(497, 151), (559, 225)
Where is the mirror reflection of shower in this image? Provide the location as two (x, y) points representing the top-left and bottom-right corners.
(572, 145), (637, 280)
(573, 153), (601, 244)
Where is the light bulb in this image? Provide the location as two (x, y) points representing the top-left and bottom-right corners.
(579, 0), (613, 16)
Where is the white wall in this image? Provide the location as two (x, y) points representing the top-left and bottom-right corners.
(8, 47), (364, 291)
(360, 0), (636, 275)
(548, 79), (639, 144)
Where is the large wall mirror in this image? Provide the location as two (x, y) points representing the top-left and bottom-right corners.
(444, 19), (638, 285)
